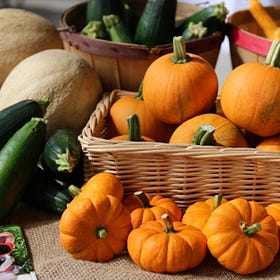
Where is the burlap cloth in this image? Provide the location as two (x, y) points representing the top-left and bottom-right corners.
(4, 203), (280, 280)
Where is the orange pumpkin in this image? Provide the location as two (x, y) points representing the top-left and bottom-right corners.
(107, 89), (176, 142)
(220, 40), (280, 137)
(169, 113), (248, 147)
(204, 198), (279, 274)
(182, 195), (227, 232)
(142, 36), (218, 124)
(123, 191), (182, 229)
(59, 193), (132, 262)
(256, 135), (280, 152)
(127, 213), (207, 273)
(266, 203), (280, 245)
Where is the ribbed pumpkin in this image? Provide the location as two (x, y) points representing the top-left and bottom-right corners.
(169, 113), (248, 147)
(204, 198), (279, 274)
(142, 36), (218, 124)
(266, 203), (280, 246)
(220, 40), (280, 137)
(127, 213), (207, 273)
(256, 135), (280, 152)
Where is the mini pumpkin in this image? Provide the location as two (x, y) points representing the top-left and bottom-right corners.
(122, 191), (182, 229)
(127, 213), (207, 273)
(256, 135), (280, 152)
(59, 193), (132, 262)
(204, 198), (279, 274)
(266, 203), (280, 245)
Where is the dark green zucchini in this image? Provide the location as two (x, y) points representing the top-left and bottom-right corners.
(24, 167), (73, 214)
(86, 0), (125, 23)
(41, 129), (84, 186)
(0, 98), (48, 150)
(134, 0), (177, 49)
(0, 117), (47, 220)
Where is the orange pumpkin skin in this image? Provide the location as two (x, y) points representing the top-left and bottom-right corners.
(256, 135), (280, 152)
(59, 193), (132, 262)
(122, 192), (182, 229)
(142, 53), (218, 124)
(127, 215), (207, 273)
(204, 198), (279, 275)
(80, 172), (124, 201)
(182, 195), (227, 232)
(220, 62), (280, 137)
(107, 95), (177, 142)
(266, 203), (280, 245)
(169, 113), (248, 147)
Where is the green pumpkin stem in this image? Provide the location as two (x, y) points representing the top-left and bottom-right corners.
(126, 114), (144, 141)
(134, 191), (151, 208)
(240, 222), (262, 237)
(135, 81), (144, 100)
(162, 213), (175, 234)
(265, 40), (280, 68)
(171, 36), (191, 64)
(212, 194), (223, 211)
(68, 184), (81, 197)
(192, 124), (216, 145)
(95, 225), (107, 239)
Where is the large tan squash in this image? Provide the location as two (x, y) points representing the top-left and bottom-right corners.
(0, 8), (63, 85)
(0, 49), (103, 136)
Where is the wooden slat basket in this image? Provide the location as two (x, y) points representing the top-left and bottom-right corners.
(59, 1), (225, 92)
(79, 90), (280, 211)
(227, 5), (280, 68)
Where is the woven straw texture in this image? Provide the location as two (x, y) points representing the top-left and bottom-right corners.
(79, 90), (280, 210)
(5, 203), (280, 279)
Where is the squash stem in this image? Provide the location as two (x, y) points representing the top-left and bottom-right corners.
(95, 225), (107, 239)
(212, 194), (223, 211)
(192, 124), (216, 145)
(68, 184), (81, 197)
(240, 222), (262, 237)
(265, 40), (280, 68)
(55, 149), (77, 173)
(134, 191), (151, 208)
(135, 81), (144, 100)
(162, 213), (175, 234)
(126, 114), (143, 141)
(171, 36), (191, 64)
(34, 96), (49, 116)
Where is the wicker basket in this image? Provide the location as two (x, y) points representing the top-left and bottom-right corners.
(227, 5), (280, 68)
(59, 1), (225, 92)
(79, 90), (280, 210)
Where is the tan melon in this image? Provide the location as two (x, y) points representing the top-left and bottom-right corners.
(0, 49), (103, 136)
(0, 8), (63, 85)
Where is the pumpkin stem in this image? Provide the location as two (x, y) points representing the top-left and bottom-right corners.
(95, 225), (107, 239)
(192, 124), (216, 145)
(240, 222), (262, 237)
(68, 184), (81, 197)
(265, 40), (280, 68)
(162, 213), (175, 234)
(135, 81), (144, 100)
(171, 36), (191, 64)
(134, 191), (151, 208)
(212, 194), (223, 211)
(55, 149), (78, 172)
(126, 114), (144, 141)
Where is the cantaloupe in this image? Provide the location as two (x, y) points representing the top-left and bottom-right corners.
(0, 49), (103, 136)
(0, 8), (63, 85)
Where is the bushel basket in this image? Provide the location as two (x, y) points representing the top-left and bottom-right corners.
(79, 90), (280, 210)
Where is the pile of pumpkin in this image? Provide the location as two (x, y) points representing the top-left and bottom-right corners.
(59, 171), (280, 275)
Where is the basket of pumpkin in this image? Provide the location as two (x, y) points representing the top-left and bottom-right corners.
(78, 35), (280, 210)
(227, 0), (280, 68)
(59, 0), (227, 91)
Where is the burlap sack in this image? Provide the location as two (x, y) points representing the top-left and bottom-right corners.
(5, 203), (280, 280)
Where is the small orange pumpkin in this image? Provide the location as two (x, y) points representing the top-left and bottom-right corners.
(59, 193), (132, 262)
(256, 135), (280, 152)
(127, 213), (207, 273)
(204, 198), (279, 274)
(169, 113), (248, 147)
(142, 36), (218, 124)
(123, 191), (182, 229)
(266, 203), (280, 246)
(182, 194), (227, 232)
(220, 40), (280, 137)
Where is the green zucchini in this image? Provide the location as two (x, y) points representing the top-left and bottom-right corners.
(0, 117), (47, 220)
(181, 2), (229, 36)
(0, 98), (48, 150)
(86, 0), (125, 23)
(80, 20), (108, 39)
(41, 129), (84, 186)
(24, 167), (73, 214)
(103, 14), (133, 43)
(134, 0), (177, 49)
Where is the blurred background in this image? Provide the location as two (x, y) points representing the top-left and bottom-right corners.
(1, 0), (279, 90)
